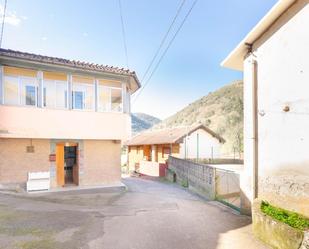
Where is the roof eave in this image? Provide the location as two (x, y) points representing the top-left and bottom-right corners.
(221, 0), (296, 71)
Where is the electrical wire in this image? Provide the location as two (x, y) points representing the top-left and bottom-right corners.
(133, 0), (198, 103)
(140, 0), (187, 83)
(0, 0), (7, 48)
(118, 0), (129, 69)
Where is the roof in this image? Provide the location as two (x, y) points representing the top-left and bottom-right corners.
(221, 0), (296, 71)
(126, 124), (225, 146)
(0, 48), (141, 90)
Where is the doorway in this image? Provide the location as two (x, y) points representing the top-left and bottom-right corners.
(56, 143), (79, 187)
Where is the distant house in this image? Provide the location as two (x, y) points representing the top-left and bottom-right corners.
(0, 48), (140, 190)
(126, 124), (224, 176)
(222, 0), (309, 216)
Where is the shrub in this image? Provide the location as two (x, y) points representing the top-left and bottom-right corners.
(261, 201), (309, 231)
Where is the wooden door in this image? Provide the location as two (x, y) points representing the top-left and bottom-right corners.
(56, 144), (65, 186)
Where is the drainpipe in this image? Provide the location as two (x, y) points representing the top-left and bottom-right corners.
(251, 58), (259, 200)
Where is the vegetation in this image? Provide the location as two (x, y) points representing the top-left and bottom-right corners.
(153, 81), (244, 155)
(261, 201), (309, 231)
(181, 179), (188, 188)
(131, 113), (161, 134)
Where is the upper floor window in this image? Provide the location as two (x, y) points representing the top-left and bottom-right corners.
(98, 80), (123, 112)
(72, 76), (94, 110)
(43, 72), (68, 109)
(43, 80), (68, 109)
(4, 75), (38, 107)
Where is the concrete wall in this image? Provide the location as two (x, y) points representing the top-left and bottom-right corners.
(0, 138), (50, 185)
(0, 105), (131, 142)
(82, 140), (121, 185)
(168, 156), (216, 200)
(243, 0), (309, 216)
(179, 128), (222, 159)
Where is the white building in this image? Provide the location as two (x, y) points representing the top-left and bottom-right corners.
(222, 0), (309, 216)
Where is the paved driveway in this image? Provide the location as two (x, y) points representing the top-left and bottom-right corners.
(0, 177), (268, 249)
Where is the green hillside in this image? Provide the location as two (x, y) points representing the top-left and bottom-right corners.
(154, 81), (243, 155)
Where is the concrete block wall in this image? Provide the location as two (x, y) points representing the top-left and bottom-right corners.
(82, 140), (121, 185)
(168, 156), (216, 200)
(0, 138), (50, 186)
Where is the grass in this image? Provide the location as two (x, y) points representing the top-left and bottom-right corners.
(261, 201), (309, 231)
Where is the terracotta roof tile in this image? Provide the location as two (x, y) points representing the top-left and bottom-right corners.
(126, 124), (225, 146)
(0, 48), (140, 87)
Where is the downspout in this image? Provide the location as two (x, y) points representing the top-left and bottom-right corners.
(251, 58), (259, 200)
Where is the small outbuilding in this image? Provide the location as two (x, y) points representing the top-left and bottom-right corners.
(126, 124), (225, 176)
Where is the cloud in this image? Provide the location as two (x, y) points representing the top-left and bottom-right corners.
(41, 36), (48, 41)
(83, 32), (88, 37)
(0, 5), (23, 26)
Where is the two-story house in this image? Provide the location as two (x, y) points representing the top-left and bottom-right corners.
(222, 0), (309, 217)
(0, 48), (140, 189)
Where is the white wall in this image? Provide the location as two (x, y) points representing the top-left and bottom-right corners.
(243, 0), (309, 216)
(179, 128), (222, 159)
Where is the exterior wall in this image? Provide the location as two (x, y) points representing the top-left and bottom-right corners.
(0, 138), (121, 188)
(82, 140), (121, 185)
(179, 128), (222, 159)
(127, 144), (180, 172)
(156, 144), (178, 163)
(0, 105), (131, 141)
(0, 65), (134, 142)
(128, 146), (144, 171)
(0, 138), (50, 185)
(243, 0), (309, 216)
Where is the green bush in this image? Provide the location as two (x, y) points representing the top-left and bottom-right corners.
(181, 179), (188, 188)
(261, 201), (309, 230)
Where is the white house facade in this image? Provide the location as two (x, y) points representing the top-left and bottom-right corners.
(222, 0), (309, 216)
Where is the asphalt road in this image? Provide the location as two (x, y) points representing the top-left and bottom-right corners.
(0, 177), (268, 249)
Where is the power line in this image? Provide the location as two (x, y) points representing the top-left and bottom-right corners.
(133, 0), (198, 103)
(140, 0), (187, 83)
(118, 0), (129, 69)
(0, 0), (7, 48)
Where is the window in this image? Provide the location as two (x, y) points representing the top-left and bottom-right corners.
(98, 86), (110, 111)
(20, 77), (38, 106)
(43, 80), (67, 109)
(74, 91), (84, 109)
(72, 82), (94, 110)
(98, 86), (123, 112)
(4, 75), (38, 106)
(111, 88), (122, 112)
(4, 76), (19, 105)
(163, 147), (171, 158)
(25, 86), (36, 106)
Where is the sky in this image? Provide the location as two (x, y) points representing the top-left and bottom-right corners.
(2, 0), (277, 119)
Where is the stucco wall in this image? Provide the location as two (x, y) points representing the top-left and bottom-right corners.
(179, 128), (222, 159)
(0, 105), (131, 142)
(82, 140), (121, 185)
(243, 0), (309, 216)
(0, 138), (50, 185)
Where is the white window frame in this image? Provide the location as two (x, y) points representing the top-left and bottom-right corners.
(97, 85), (123, 113)
(3, 75), (38, 107)
(43, 79), (69, 110)
(20, 76), (38, 107)
(72, 81), (95, 111)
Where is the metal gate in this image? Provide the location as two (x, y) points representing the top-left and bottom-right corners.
(215, 169), (241, 211)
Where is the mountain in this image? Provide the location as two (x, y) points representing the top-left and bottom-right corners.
(131, 113), (161, 134)
(153, 81), (243, 154)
